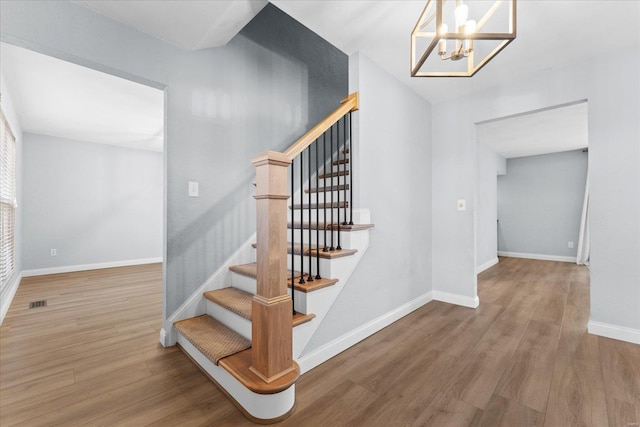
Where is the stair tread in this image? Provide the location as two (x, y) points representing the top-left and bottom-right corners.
(229, 263), (339, 293)
(319, 169), (350, 179)
(251, 243), (357, 259)
(218, 348), (300, 395)
(204, 288), (253, 320)
(305, 184), (349, 194)
(332, 158), (349, 165)
(293, 312), (316, 327)
(288, 222), (375, 231)
(289, 201), (348, 209)
(174, 315), (250, 365)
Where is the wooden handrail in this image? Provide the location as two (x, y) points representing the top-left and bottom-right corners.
(283, 92), (359, 161)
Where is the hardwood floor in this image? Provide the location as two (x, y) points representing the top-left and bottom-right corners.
(1, 258), (638, 426)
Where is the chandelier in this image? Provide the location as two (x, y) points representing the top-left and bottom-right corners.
(411, 0), (516, 77)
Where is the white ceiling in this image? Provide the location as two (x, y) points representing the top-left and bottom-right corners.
(0, 42), (164, 152)
(476, 101), (588, 158)
(273, 1), (640, 104)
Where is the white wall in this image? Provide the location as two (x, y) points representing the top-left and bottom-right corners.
(432, 48), (640, 340)
(0, 70), (23, 324)
(476, 142), (505, 272)
(303, 52), (433, 353)
(497, 150), (588, 260)
(22, 133), (163, 272)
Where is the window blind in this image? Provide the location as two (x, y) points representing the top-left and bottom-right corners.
(0, 109), (16, 293)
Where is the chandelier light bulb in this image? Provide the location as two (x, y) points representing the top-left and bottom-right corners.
(455, 3), (469, 28)
(464, 20), (476, 52)
(439, 23), (448, 55)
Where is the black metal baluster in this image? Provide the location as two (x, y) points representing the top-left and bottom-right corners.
(322, 133), (328, 252)
(336, 118), (342, 250)
(330, 124), (335, 251)
(306, 146), (313, 282)
(291, 158), (296, 315)
(299, 152), (306, 285)
(342, 115), (348, 226)
(315, 138), (321, 279)
(348, 111), (354, 225)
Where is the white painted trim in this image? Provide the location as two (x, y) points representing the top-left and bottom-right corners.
(476, 257), (499, 274)
(433, 291), (479, 308)
(588, 320), (640, 345)
(497, 251), (576, 263)
(21, 258), (163, 277)
(161, 233), (256, 347)
(297, 291), (433, 374)
(0, 272), (22, 325)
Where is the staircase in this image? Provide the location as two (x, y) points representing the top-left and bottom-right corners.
(170, 93), (373, 423)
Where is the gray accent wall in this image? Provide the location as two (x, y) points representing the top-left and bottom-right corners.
(304, 52), (432, 354)
(497, 150), (587, 258)
(433, 46), (639, 333)
(0, 2), (347, 330)
(22, 133), (163, 270)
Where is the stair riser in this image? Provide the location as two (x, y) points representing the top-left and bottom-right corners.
(231, 272), (258, 295)
(285, 229), (365, 249)
(318, 175), (349, 187)
(206, 300), (252, 340)
(300, 191), (350, 204)
(287, 255), (352, 280)
(287, 209), (351, 223)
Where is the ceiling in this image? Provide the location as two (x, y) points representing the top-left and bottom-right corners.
(476, 101), (588, 159)
(0, 42), (164, 152)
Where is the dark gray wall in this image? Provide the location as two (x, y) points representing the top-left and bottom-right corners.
(497, 150), (588, 258)
(0, 2), (347, 325)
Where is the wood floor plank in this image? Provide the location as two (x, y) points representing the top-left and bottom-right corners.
(1, 259), (638, 426)
(495, 320), (561, 412)
(471, 394), (544, 427)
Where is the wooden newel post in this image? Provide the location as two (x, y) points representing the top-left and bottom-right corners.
(250, 151), (295, 383)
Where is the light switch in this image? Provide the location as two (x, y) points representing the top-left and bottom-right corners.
(188, 181), (199, 198)
(457, 199), (466, 211)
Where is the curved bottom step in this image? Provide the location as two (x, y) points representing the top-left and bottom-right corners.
(177, 336), (297, 424)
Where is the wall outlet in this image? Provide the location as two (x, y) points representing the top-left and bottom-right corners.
(568, 241), (574, 248)
(188, 181), (199, 198)
(50, 249), (57, 256)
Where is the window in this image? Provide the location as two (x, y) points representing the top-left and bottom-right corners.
(0, 109), (16, 293)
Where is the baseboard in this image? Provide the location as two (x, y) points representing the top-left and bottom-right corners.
(161, 233), (257, 347)
(432, 290), (479, 308)
(497, 251), (576, 263)
(296, 291), (433, 374)
(0, 272), (22, 326)
(477, 257), (499, 274)
(22, 258), (163, 277)
(588, 320), (640, 345)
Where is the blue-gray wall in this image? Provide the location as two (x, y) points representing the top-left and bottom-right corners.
(497, 150), (587, 258)
(0, 2), (347, 328)
(21, 133), (163, 270)
(304, 52), (432, 354)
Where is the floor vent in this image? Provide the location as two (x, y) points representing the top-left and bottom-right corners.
(29, 300), (47, 309)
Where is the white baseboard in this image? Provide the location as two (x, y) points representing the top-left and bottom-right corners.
(433, 290), (479, 308)
(296, 291), (433, 374)
(588, 320), (640, 345)
(22, 258), (163, 277)
(497, 251), (576, 263)
(0, 272), (23, 326)
(161, 233), (257, 347)
(477, 257), (499, 274)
